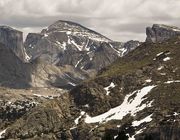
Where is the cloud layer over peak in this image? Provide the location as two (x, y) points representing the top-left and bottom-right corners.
(0, 0), (180, 41)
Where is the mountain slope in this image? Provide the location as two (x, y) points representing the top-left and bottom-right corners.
(1, 28), (180, 139)
(70, 36), (180, 139)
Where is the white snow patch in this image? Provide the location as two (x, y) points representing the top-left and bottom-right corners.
(156, 52), (163, 57)
(160, 73), (166, 75)
(56, 41), (61, 45)
(33, 94), (60, 99)
(29, 44), (32, 48)
(28, 44), (34, 49)
(23, 47), (32, 61)
(67, 37), (71, 44)
(163, 57), (171, 61)
(164, 80), (180, 84)
(128, 135), (135, 140)
(132, 114), (153, 127)
(119, 47), (127, 56)
(44, 34), (48, 37)
(74, 111), (85, 125)
(129, 128), (146, 140)
(90, 57), (93, 61)
(157, 66), (164, 70)
(109, 44), (122, 56)
(172, 28), (180, 32)
(70, 127), (77, 130)
(25, 52), (31, 61)
(71, 40), (83, 51)
(62, 42), (67, 50)
(114, 135), (118, 139)
(104, 82), (116, 95)
(145, 79), (152, 83)
(174, 112), (179, 116)
(80, 65), (84, 69)
(117, 125), (121, 128)
(84, 39), (90, 51)
(8, 101), (12, 104)
(0, 129), (6, 139)
(75, 58), (83, 68)
(68, 82), (76, 86)
(66, 31), (72, 35)
(84, 104), (89, 108)
(87, 51), (92, 55)
(85, 85), (156, 124)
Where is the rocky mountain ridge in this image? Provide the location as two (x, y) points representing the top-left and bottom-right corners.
(24, 20), (140, 70)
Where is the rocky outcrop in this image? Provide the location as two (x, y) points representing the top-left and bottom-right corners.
(3, 93), (76, 140)
(146, 24), (180, 43)
(24, 33), (43, 55)
(0, 26), (27, 61)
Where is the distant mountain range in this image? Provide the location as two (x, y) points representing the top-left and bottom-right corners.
(0, 21), (180, 140)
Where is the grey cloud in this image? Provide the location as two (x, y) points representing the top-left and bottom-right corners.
(0, 0), (180, 42)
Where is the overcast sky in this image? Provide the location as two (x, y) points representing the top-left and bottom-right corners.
(0, 0), (180, 42)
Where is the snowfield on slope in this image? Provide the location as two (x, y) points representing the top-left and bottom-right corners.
(84, 85), (156, 124)
(132, 114), (153, 127)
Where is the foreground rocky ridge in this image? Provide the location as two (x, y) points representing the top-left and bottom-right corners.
(69, 36), (180, 139)
(0, 29), (180, 140)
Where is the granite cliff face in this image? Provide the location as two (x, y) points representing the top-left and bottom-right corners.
(0, 26), (28, 62)
(0, 43), (30, 88)
(146, 24), (180, 43)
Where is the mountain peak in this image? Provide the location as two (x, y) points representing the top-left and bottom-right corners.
(42, 20), (112, 42)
